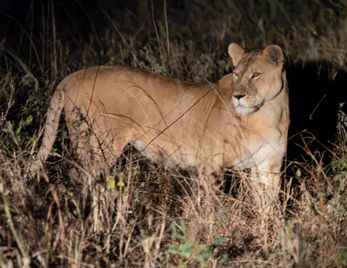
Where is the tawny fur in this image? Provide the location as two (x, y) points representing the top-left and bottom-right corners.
(31, 43), (289, 207)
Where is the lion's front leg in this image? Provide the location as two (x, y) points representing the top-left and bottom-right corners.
(249, 160), (282, 212)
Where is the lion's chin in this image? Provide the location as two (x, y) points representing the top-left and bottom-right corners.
(234, 101), (264, 116)
(235, 105), (257, 116)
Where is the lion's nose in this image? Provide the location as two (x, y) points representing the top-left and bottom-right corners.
(233, 94), (246, 100)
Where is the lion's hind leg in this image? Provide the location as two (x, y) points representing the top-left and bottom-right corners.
(65, 109), (131, 176)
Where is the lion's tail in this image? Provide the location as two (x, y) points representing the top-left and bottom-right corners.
(30, 87), (65, 173)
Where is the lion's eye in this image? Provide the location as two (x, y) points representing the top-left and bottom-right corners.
(251, 72), (262, 80)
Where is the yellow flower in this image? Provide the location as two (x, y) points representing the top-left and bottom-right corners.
(117, 179), (125, 188)
(106, 176), (116, 191)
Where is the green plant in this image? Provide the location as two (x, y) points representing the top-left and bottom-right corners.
(168, 221), (225, 267)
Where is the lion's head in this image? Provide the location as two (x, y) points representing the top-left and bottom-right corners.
(227, 43), (285, 116)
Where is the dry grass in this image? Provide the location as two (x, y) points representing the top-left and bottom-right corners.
(0, 123), (346, 267)
(0, 0), (347, 266)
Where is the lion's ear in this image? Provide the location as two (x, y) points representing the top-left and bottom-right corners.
(228, 43), (245, 67)
(263, 44), (284, 65)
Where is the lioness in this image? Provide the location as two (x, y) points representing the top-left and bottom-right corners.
(31, 43), (289, 207)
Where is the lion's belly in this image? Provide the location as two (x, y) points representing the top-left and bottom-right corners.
(132, 139), (201, 169)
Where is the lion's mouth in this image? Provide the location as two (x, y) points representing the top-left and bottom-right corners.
(234, 100), (264, 115)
